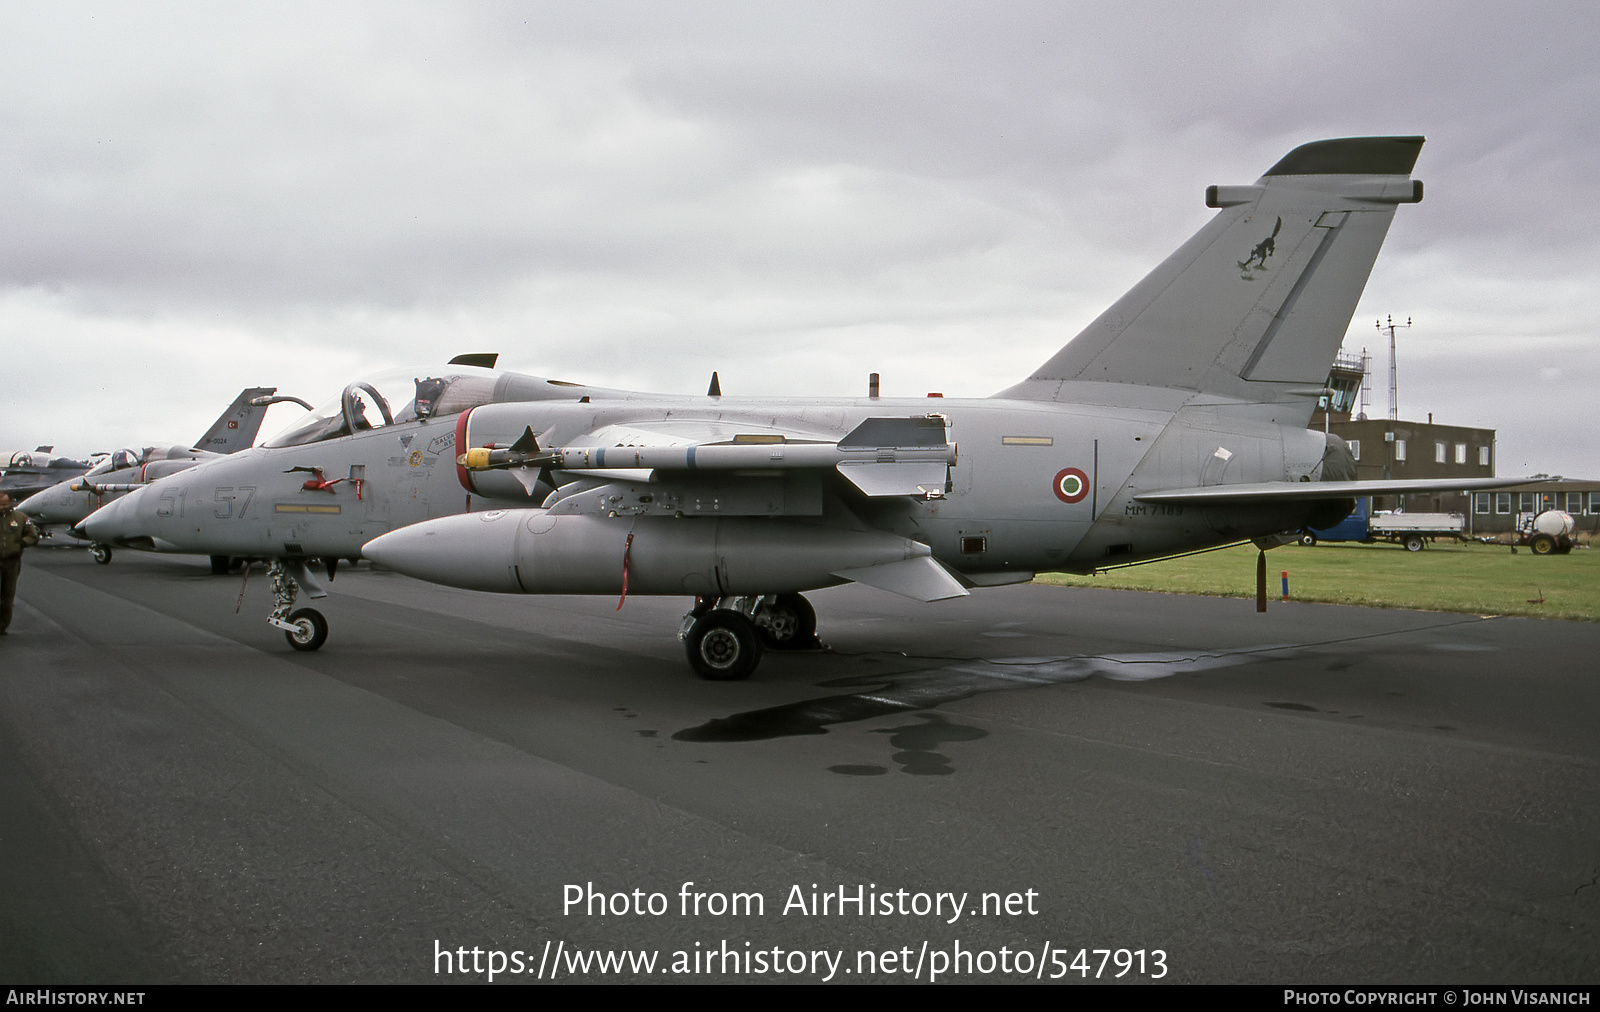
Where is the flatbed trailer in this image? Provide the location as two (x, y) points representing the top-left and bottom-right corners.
(1301, 498), (1466, 552)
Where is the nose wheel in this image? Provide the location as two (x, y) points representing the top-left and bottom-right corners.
(90, 544), (112, 565)
(264, 560), (330, 651)
(282, 608), (328, 651)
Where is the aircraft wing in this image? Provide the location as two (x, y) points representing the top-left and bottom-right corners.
(1134, 476), (1530, 504)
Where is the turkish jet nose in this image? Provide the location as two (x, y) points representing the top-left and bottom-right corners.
(363, 511), (524, 592)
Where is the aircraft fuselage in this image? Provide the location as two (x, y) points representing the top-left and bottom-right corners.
(88, 391), (1339, 577)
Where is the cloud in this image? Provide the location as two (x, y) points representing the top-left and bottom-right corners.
(2, 2), (1597, 478)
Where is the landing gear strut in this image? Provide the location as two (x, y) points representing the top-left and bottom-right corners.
(266, 560), (327, 651)
(678, 593), (819, 679)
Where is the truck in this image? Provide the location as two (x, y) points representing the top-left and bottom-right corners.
(1300, 498), (1467, 552)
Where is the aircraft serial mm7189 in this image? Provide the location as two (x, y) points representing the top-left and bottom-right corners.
(81, 136), (1521, 677)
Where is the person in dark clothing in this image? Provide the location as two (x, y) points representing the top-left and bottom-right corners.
(1, 492), (40, 635)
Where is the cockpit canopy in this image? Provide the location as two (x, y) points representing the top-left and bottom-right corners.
(261, 366), (514, 448)
(7, 450), (92, 470)
(262, 364), (605, 449)
(84, 449), (144, 476)
(81, 445), (207, 477)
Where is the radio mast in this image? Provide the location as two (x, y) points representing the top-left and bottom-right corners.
(1377, 315), (1412, 420)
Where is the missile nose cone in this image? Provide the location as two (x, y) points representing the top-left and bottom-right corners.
(363, 510), (525, 592)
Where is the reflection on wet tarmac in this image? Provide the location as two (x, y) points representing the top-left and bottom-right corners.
(676, 646), (1299, 772)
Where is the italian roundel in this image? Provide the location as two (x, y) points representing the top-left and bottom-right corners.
(1052, 467), (1089, 504)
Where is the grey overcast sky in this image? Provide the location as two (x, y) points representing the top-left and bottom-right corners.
(3, 1), (1596, 477)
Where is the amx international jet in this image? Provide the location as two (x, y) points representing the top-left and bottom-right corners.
(81, 137), (1519, 676)
(28, 387), (275, 561)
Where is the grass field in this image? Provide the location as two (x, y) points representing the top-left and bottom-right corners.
(1033, 540), (1600, 622)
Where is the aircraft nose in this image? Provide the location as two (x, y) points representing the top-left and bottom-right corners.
(23, 485), (68, 523)
(77, 486), (144, 544)
(363, 511), (524, 592)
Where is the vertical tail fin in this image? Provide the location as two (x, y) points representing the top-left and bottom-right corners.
(1001, 137), (1423, 423)
(195, 387), (277, 453)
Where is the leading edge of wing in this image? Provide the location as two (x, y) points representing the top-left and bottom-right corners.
(1134, 476), (1535, 505)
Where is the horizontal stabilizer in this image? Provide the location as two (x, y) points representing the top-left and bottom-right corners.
(1135, 475), (1533, 505)
(832, 556), (969, 602)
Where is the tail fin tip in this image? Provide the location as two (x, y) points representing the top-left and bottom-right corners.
(1264, 136), (1425, 177)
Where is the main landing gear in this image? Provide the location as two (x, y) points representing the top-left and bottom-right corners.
(265, 560), (328, 651)
(679, 593), (820, 680)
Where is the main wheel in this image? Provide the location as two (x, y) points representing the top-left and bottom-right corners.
(685, 611), (762, 680)
(1530, 534), (1556, 556)
(756, 593), (818, 650)
(1299, 533), (1317, 547)
(1402, 535), (1424, 553)
(90, 544), (112, 565)
(284, 608), (328, 651)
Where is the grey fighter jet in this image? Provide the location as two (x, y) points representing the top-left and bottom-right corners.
(1, 447), (98, 504)
(82, 137), (1520, 675)
(26, 387), (276, 561)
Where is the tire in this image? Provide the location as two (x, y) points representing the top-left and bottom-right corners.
(1299, 533), (1317, 547)
(757, 593), (818, 650)
(284, 608), (328, 651)
(90, 544), (112, 565)
(685, 611), (762, 680)
(210, 555), (232, 575)
(1402, 535), (1424, 553)
(1530, 534), (1556, 556)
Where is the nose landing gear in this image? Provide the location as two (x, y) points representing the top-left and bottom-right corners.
(265, 559), (329, 651)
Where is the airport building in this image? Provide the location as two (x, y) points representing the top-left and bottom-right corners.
(1309, 351), (1494, 515)
(1466, 479), (1600, 537)
(1309, 350), (1598, 537)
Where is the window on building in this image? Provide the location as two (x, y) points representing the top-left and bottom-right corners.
(1455, 443), (1467, 464)
(1567, 492), (1584, 514)
(1395, 439), (1407, 462)
(1495, 492), (1511, 514)
(1435, 442), (1447, 463)
(1590, 492), (1600, 516)
(1348, 440), (1360, 461)
(1540, 493), (1556, 512)
(1474, 493), (1490, 514)
(1479, 445), (1491, 467)
(1520, 492), (1536, 513)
